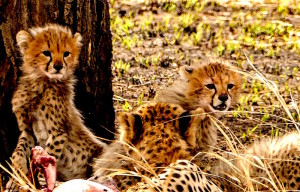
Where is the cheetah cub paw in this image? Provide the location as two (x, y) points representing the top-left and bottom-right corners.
(191, 107), (207, 122)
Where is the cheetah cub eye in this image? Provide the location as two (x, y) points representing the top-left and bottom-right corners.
(227, 84), (234, 89)
(63, 51), (70, 57)
(42, 51), (51, 57)
(205, 84), (215, 89)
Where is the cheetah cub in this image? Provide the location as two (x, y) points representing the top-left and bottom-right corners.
(156, 60), (241, 156)
(212, 132), (300, 191)
(9, 24), (106, 184)
(91, 102), (208, 190)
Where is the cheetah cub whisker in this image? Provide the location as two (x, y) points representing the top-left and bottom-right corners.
(8, 24), (106, 189)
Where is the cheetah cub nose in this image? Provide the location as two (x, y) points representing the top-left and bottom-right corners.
(218, 94), (228, 102)
(54, 62), (63, 71)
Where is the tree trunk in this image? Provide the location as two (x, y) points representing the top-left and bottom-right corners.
(0, 0), (115, 170)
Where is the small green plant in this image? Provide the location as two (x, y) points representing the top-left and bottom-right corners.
(141, 16), (153, 34)
(293, 67), (299, 76)
(122, 101), (132, 112)
(122, 18), (134, 35)
(152, 56), (159, 66)
(138, 56), (150, 68)
(145, 57), (150, 68)
(228, 20), (238, 30)
(172, 29), (183, 45)
(120, 35), (140, 50)
(257, 40), (267, 51)
(242, 125), (259, 141)
(284, 82), (290, 92)
(251, 80), (263, 94)
(138, 92), (144, 106)
(192, 23), (203, 46)
(115, 60), (130, 76)
(185, 0), (199, 9)
(237, 96), (249, 118)
(217, 43), (225, 56)
(226, 41), (240, 53)
(243, 35), (255, 47)
(178, 13), (194, 29)
(270, 126), (279, 137)
(277, 5), (289, 16)
(164, 2), (177, 12)
(261, 112), (270, 122)
(163, 16), (171, 31)
(232, 111), (238, 118)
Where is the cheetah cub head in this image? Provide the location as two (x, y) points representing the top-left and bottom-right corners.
(181, 60), (241, 114)
(16, 24), (82, 80)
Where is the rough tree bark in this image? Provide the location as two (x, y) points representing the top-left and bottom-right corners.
(0, 0), (115, 168)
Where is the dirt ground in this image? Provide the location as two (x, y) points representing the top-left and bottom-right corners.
(1, 0), (299, 190)
(110, 0), (300, 156)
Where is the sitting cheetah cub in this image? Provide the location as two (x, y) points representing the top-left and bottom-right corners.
(8, 24), (106, 186)
(156, 60), (241, 156)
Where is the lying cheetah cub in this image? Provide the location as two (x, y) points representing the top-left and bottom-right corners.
(156, 60), (241, 156)
(91, 102), (207, 191)
(8, 24), (106, 185)
(213, 132), (300, 191)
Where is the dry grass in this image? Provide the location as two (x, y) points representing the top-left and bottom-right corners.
(201, 57), (300, 191)
(2, 0), (300, 191)
(2, 52), (299, 192)
(1, 87), (299, 191)
(0, 159), (37, 192)
(77, 59), (300, 191)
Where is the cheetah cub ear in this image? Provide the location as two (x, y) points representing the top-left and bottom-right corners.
(178, 111), (192, 139)
(74, 32), (83, 48)
(117, 112), (143, 145)
(179, 109), (201, 147)
(16, 30), (33, 55)
(179, 65), (194, 79)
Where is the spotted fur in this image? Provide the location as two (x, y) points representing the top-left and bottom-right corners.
(213, 132), (300, 191)
(8, 24), (106, 187)
(156, 60), (241, 158)
(91, 102), (209, 191)
(128, 160), (222, 192)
